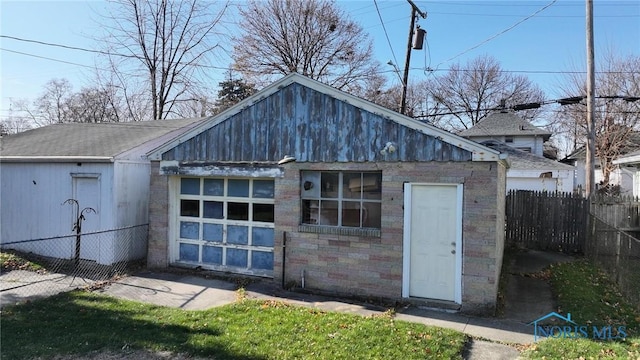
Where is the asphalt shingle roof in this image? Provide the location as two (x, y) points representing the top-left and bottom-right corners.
(0, 118), (205, 158)
(481, 140), (574, 171)
(458, 110), (551, 140)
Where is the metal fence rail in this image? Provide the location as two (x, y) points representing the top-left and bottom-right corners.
(0, 224), (148, 307)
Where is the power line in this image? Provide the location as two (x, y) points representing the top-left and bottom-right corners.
(372, 0), (403, 84)
(3, 43), (638, 82)
(0, 35), (139, 59)
(414, 95), (640, 119)
(428, 11), (637, 18)
(434, 0), (558, 69)
(0, 48), (98, 69)
(426, 1), (634, 8)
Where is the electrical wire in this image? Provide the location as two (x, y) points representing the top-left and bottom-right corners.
(427, 11), (637, 18)
(414, 95), (640, 119)
(433, 0), (558, 69)
(372, 0), (403, 85)
(3, 43), (638, 86)
(0, 35), (139, 59)
(0, 48), (99, 70)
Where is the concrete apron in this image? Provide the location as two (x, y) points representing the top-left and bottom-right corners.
(501, 249), (576, 323)
(99, 271), (525, 359)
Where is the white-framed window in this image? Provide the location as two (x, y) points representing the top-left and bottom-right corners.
(175, 177), (275, 275)
(300, 171), (382, 229)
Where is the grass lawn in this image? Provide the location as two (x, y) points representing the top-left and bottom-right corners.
(1, 290), (468, 360)
(523, 258), (640, 359)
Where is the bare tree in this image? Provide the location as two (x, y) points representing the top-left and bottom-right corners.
(231, 0), (382, 96)
(0, 111), (32, 135)
(97, 0), (229, 120)
(365, 80), (428, 118)
(67, 87), (121, 123)
(424, 55), (545, 131)
(13, 79), (74, 127)
(26, 79), (75, 126)
(555, 52), (640, 186)
(14, 78), (127, 126)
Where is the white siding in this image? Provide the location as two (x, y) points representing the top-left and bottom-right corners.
(506, 169), (574, 193)
(114, 161), (150, 226)
(468, 135), (545, 157)
(112, 161), (150, 262)
(575, 160), (635, 195)
(0, 161), (149, 265)
(1, 163), (114, 243)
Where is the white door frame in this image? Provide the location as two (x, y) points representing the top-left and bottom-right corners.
(402, 182), (462, 304)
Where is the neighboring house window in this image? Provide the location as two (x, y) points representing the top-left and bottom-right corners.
(505, 137), (514, 143)
(301, 171), (382, 229)
(176, 177), (275, 274)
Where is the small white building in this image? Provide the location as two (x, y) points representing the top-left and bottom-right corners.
(482, 140), (575, 193)
(0, 119), (203, 265)
(613, 150), (640, 198)
(564, 144), (639, 197)
(459, 110), (574, 193)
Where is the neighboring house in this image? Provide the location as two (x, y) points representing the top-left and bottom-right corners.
(563, 136), (640, 196)
(458, 109), (551, 156)
(146, 73), (509, 314)
(459, 110), (574, 192)
(613, 150), (640, 197)
(0, 118), (204, 265)
(482, 140), (575, 193)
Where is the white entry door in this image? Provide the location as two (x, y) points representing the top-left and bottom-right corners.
(72, 175), (101, 261)
(402, 183), (462, 303)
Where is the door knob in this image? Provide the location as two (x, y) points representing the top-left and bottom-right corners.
(451, 250), (456, 254)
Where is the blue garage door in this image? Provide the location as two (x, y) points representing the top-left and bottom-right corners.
(174, 177), (275, 277)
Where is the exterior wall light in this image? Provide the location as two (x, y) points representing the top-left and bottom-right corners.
(380, 142), (397, 155)
(278, 155), (296, 165)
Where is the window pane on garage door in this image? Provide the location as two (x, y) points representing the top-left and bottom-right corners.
(174, 177), (275, 277)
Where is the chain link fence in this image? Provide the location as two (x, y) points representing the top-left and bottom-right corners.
(586, 215), (640, 311)
(0, 224), (148, 307)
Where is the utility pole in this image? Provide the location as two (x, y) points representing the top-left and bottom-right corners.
(401, 0), (427, 115)
(585, 0), (596, 197)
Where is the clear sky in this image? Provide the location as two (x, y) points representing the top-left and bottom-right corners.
(1, 0), (639, 121)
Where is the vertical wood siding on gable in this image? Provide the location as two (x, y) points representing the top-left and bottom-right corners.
(162, 83), (472, 163)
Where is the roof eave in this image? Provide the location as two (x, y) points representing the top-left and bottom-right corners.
(614, 154), (640, 165)
(0, 156), (115, 163)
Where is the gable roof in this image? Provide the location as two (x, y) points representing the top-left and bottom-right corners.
(0, 118), (205, 162)
(458, 110), (551, 140)
(481, 140), (574, 171)
(565, 132), (640, 161)
(148, 73), (503, 162)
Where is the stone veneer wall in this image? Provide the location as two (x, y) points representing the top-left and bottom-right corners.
(147, 161), (170, 268)
(146, 159), (505, 314)
(275, 161), (505, 315)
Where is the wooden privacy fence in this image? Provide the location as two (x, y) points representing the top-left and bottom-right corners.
(589, 194), (640, 232)
(505, 190), (588, 253)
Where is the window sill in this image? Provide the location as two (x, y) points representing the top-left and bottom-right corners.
(298, 225), (381, 238)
